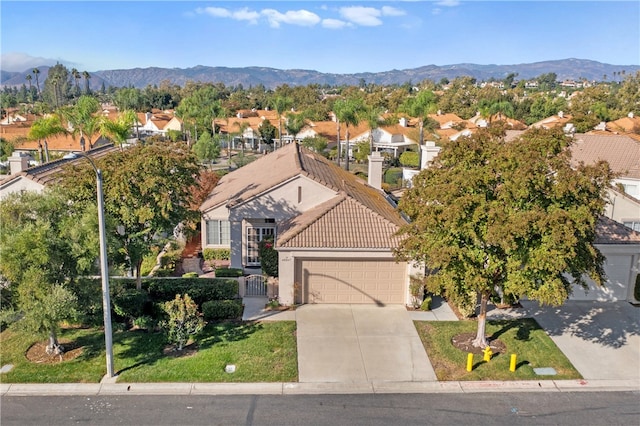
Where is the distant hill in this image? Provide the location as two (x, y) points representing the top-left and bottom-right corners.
(1, 59), (638, 90)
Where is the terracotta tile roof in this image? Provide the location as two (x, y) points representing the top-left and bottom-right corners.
(530, 113), (573, 129)
(606, 116), (640, 134)
(595, 215), (640, 244)
(200, 142), (406, 248)
(1, 144), (118, 187)
(428, 112), (464, 127)
(570, 134), (640, 179)
(278, 194), (403, 249)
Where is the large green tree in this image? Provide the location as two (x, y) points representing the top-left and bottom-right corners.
(395, 127), (612, 348)
(59, 142), (201, 289)
(0, 190), (98, 354)
(175, 86), (221, 144)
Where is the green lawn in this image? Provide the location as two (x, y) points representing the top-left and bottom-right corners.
(0, 321), (298, 383)
(414, 319), (582, 381)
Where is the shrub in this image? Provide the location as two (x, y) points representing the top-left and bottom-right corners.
(399, 151), (419, 168)
(214, 268), (244, 277)
(147, 278), (238, 306)
(182, 272), (199, 278)
(259, 237), (278, 277)
(202, 299), (244, 321)
(420, 296), (432, 311)
(161, 294), (205, 351)
(451, 290), (477, 318)
(112, 289), (149, 322)
(384, 167), (403, 185)
(203, 248), (231, 261)
(634, 273), (640, 302)
(133, 315), (156, 331)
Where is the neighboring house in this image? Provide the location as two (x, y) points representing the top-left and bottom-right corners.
(138, 111), (183, 137)
(530, 111), (573, 129)
(200, 142), (417, 306)
(569, 216), (640, 302)
(605, 112), (640, 135)
(605, 187), (640, 232)
(0, 144), (117, 199)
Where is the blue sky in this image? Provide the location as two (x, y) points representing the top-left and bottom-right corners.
(1, 1), (638, 74)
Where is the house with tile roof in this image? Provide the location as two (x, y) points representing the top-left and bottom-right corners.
(503, 130), (640, 302)
(0, 143), (118, 199)
(200, 143), (417, 305)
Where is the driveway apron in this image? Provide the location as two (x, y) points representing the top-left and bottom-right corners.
(296, 305), (436, 383)
(521, 300), (640, 381)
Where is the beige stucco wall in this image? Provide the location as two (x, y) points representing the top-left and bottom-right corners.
(276, 248), (414, 306)
(605, 188), (640, 225)
(0, 177), (45, 200)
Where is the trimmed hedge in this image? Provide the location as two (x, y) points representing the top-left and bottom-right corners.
(112, 289), (149, 321)
(203, 248), (230, 261)
(110, 278), (238, 307)
(214, 268), (244, 277)
(202, 299), (244, 321)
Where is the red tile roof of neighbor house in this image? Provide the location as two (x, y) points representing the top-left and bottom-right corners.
(200, 142), (406, 249)
(606, 115), (640, 134)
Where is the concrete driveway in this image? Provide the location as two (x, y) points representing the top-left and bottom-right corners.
(296, 304), (436, 383)
(520, 300), (640, 381)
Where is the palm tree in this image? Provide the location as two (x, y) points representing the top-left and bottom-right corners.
(32, 68), (41, 98)
(25, 74), (33, 102)
(400, 89), (437, 166)
(284, 112), (307, 144)
(333, 98), (365, 171)
(488, 100), (515, 123)
(82, 71), (91, 94)
(272, 96), (292, 150)
(60, 95), (100, 150)
(28, 115), (68, 163)
(99, 109), (136, 150)
(363, 106), (384, 155)
(71, 68), (81, 96)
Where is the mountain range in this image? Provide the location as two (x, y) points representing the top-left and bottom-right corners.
(1, 59), (638, 90)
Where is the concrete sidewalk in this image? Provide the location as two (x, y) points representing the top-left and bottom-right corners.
(2, 379), (638, 396)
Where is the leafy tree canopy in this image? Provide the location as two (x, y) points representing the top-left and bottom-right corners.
(395, 127), (612, 347)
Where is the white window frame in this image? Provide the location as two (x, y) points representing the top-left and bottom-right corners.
(206, 220), (230, 246)
(245, 226), (275, 266)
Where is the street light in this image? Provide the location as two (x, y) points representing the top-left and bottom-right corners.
(64, 151), (114, 378)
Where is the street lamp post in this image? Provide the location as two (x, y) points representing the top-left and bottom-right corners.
(64, 151), (114, 378)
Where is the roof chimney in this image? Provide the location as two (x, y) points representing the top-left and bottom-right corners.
(399, 117), (408, 127)
(367, 151), (384, 190)
(8, 152), (30, 174)
(629, 112), (634, 118)
(558, 111), (564, 118)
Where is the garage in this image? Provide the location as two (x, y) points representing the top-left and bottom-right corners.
(297, 259), (407, 304)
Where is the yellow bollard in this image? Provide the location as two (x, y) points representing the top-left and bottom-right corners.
(466, 353), (473, 372)
(483, 346), (493, 362)
(510, 354), (517, 372)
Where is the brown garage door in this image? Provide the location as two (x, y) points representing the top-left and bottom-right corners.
(298, 259), (406, 304)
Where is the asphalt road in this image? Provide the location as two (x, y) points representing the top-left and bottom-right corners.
(2, 392), (639, 425)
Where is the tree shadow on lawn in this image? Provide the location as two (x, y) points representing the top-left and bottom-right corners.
(522, 300), (640, 349)
(197, 321), (262, 350)
(489, 318), (540, 342)
(114, 321), (263, 375)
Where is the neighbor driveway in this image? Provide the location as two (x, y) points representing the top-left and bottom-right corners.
(519, 300), (640, 381)
(296, 304), (437, 383)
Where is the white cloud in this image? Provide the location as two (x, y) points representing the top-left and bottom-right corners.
(261, 9), (321, 28)
(0, 52), (59, 72)
(432, 8), (442, 15)
(196, 7), (260, 24)
(435, 0), (460, 7)
(322, 19), (351, 29)
(339, 6), (383, 26)
(381, 6), (406, 17)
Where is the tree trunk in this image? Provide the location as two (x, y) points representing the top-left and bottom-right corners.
(336, 122), (341, 166)
(135, 259), (143, 291)
(345, 128), (350, 171)
(472, 291), (490, 348)
(46, 328), (63, 356)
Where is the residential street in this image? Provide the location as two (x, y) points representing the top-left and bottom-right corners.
(2, 392), (638, 426)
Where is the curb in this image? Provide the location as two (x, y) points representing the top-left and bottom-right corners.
(2, 379), (639, 397)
